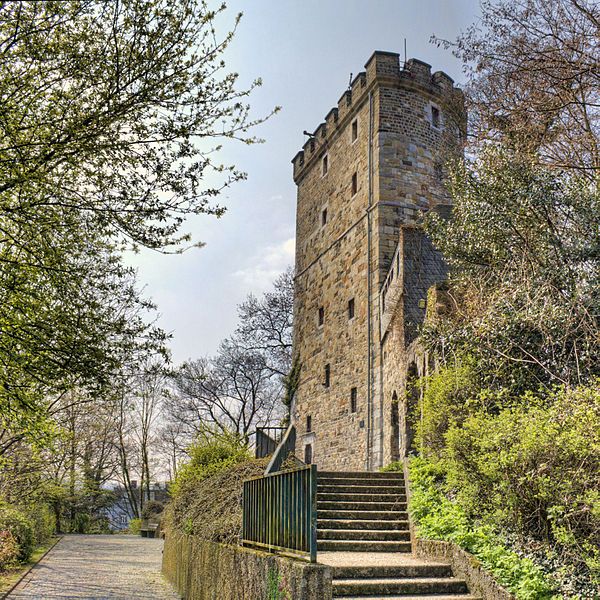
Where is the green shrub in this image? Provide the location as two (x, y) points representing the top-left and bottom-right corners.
(128, 518), (141, 535)
(141, 500), (164, 520)
(165, 451), (268, 545)
(408, 457), (555, 599)
(0, 530), (19, 571)
(0, 504), (34, 561)
(443, 383), (600, 576)
(28, 504), (55, 546)
(170, 429), (250, 497)
(380, 461), (403, 473)
(415, 360), (514, 458)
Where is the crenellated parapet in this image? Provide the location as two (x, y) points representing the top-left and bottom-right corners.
(292, 51), (461, 183)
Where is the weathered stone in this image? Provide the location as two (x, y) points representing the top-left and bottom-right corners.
(162, 533), (332, 600)
(292, 51), (463, 470)
(415, 540), (515, 600)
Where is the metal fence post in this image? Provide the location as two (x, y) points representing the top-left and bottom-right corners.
(309, 464), (318, 563)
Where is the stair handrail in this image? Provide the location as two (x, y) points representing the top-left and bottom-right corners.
(265, 423), (296, 475)
(242, 464), (317, 562)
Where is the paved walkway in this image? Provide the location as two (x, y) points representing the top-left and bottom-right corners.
(7, 535), (181, 599)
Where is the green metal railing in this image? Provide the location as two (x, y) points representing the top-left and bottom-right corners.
(242, 465), (317, 562)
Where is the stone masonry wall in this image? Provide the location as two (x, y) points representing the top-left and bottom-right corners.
(162, 533), (332, 600)
(292, 51), (461, 471)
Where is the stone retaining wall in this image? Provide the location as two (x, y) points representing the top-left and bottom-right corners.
(415, 539), (515, 600)
(162, 532), (332, 600)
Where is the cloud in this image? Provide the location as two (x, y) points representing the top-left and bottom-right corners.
(233, 236), (295, 292)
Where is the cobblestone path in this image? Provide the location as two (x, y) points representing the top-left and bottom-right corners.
(7, 535), (181, 599)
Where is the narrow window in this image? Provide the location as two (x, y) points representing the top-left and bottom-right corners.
(322, 155), (328, 176)
(350, 387), (358, 413)
(351, 172), (358, 196)
(304, 444), (313, 464)
(324, 364), (330, 388)
(318, 306), (324, 327)
(431, 106), (440, 128)
(306, 415), (312, 433)
(351, 119), (358, 142)
(348, 298), (355, 320)
(321, 208), (327, 226)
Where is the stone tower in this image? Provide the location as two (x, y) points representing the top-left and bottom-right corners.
(291, 51), (463, 471)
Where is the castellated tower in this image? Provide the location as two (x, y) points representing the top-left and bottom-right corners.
(291, 51), (463, 471)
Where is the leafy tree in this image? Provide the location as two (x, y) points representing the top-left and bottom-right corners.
(434, 0), (599, 179)
(425, 147), (599, 391)
(0, 226), (165, 453)
(0, 0), (274, 250)
(0, 0), (272, 447)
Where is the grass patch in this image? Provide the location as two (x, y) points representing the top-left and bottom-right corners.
(0, 537), (60, 595)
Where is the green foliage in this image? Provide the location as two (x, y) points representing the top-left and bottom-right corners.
(0, 530), (19, 571)
(408, 457), (554, 598)
(0, 0), (275, 452)
(443, 383), (600, 577)
(414, 360), (486, 457)
(170, 429), (250, 497)
(380, 461), (403, 473)
(266, 567), (281, 600)
(424, 147), (600, 392)
(283, 358), (302, 409)
(28, 505), (55, 548)
(265, 566), (291, 600)
(128, 518), (142, 535)
(0, 504), (34, 562)
(141, 500), (164, 521)
(165, 431), (267, 545)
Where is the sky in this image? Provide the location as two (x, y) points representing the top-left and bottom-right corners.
(126, 0), (481, 364)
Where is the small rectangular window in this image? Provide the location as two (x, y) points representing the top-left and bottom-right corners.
(350, 387), (357, 413)
(351, 172), (357, 196)
(322, 155), (328, 176)
(348, 298), (355, 320)
(322, 208), (327, 226)
(431, 106), (440, 128)
(306, 415), (312, 433)
(351, 119), (358, 142)
(324, 364), (330, 388)
(304, 444), (313, 464)
(318, 306), (324, 327)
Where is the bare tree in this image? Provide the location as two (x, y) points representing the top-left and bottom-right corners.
(116, 361), (166, 517)
(234, 267), (294, 378)
(435, 0), (600, 178)
(166, 341), (282, 446)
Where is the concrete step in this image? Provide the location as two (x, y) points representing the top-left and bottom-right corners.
(318, 519), (409, 531)
(318, 500), (407, 512)
(319, 477), (404, 487)
(320, 471), (404, 480)
(318, 509), (409, 521)
(318, 484), (406, 494)
(317, 540), (412, 552)
(318, 529), (411, 541)
(330, 564), (453, 579)
(318, 492), (407, 503)
(333, 594), (483, 600)
(332, 577), (469, 596)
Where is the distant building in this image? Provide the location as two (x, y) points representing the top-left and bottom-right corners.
(103, 481), (169, 530)
(291, 51), (464, 471)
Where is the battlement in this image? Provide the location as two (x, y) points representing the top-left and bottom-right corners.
(292, 51), (459, 183)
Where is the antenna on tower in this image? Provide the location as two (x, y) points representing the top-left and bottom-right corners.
(348, 72), (353, 90)
(404, 38), (407, 68)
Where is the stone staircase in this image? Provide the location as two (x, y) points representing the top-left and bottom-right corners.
(317, 471), (480, 600)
